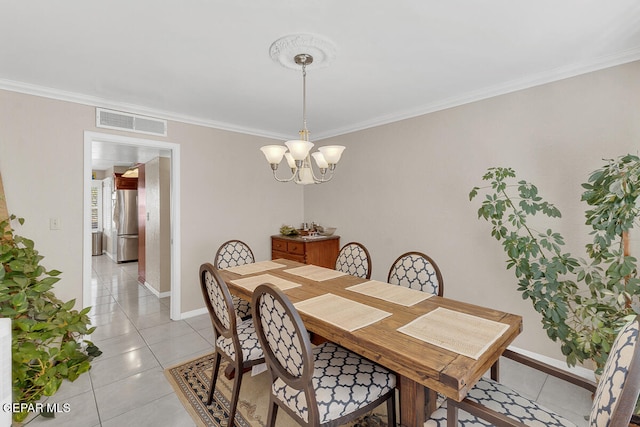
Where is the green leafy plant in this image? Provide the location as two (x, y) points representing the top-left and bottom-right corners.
(469, 154), (639, 372)
(1, 215), (101, 422)
(279, 225), (299, 236)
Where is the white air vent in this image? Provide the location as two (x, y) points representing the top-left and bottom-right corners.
(96, 108), (167, 136)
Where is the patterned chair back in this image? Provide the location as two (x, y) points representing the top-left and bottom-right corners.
(252, 284), (318, 418)
(199, 263), (238, 344)
(387, 251), (444, 296)
(215, 240), (255, 269)
(589, 316), (640, 427)
(335, 242), (372, 279)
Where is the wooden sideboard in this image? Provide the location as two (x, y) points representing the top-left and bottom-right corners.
(271, 235), (340, 268)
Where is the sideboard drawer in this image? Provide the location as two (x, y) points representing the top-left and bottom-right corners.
(273, 239), (287, 252)
(287, 242), (305, 255)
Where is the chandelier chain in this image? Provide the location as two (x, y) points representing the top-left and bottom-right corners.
(302, 60), (308, 140)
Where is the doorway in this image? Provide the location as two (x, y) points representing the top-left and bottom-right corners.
(83, 131), (181, 320)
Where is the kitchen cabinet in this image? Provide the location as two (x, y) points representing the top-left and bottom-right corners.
(114, 173), (138, 190)
(271, 235), (340, 268)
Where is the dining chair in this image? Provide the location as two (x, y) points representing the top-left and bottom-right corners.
(387, 251), (444, 296)
(251, 283), (397, 427)
(214, 239), (255, 319)
(425, 316), (640, 427)
(335, 241), (372, 279)
(199, 263), (265, 427)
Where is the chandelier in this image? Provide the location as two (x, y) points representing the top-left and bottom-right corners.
(260, 41), (345, 185)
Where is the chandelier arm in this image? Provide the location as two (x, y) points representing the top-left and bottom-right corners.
(305, 154), (322, 184)
(306, 153), (336, 183)
(271, 168), (299, 183)
(315, 169), (335, 183)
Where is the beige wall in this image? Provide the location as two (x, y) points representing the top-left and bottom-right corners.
(305, 60), (640, 360)
(0, 90), (304, 313)
(158, 158), (171, 293)
(1, 60), (638, 362)
(145, 156), (171, 294)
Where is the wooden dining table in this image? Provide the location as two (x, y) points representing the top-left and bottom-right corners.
(218, 258), (522, 427)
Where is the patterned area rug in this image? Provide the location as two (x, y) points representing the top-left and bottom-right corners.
(164, 353), (388, 427)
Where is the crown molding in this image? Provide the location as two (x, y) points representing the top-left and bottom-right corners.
(0, 79), (289, 141)
(313, 48), (640, 140)
(2, 48), (639, 142)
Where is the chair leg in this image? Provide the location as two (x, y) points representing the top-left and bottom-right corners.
(386, 392), (397, 427)
(227, 362), (244, 427)
(207, 352), (222, 405)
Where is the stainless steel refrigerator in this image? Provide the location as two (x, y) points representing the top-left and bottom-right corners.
(113, 189), (139, 263)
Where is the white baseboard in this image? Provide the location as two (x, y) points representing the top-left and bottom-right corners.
(143, 281), (171, 298)
(178, 307), (208, 320)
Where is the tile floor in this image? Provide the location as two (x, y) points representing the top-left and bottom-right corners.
(20, 255), (592, 427)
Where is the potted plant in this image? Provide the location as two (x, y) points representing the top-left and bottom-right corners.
(1, 215), (101, 423)
(469, 154), (639, 411)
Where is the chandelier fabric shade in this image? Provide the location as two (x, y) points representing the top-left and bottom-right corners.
(260, 41), (345, 185)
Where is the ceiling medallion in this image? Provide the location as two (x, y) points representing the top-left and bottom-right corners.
(269, 34), (337, 70)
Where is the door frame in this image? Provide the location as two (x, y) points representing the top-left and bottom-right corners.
(83, 131), (181, 320)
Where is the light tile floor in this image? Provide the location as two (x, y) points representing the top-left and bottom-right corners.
(20, 255), (592, 427)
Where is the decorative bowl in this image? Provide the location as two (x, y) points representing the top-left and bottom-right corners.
(320, 227), (336, 236)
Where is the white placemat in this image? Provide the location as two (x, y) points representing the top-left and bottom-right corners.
(397, 307), (509, 359)
(294, 293), (392, 332)
(224, 260), (286, 275)
(347, 280), (433, 306)
(284, 265), (347, 281)
(230, 274), (302, 292)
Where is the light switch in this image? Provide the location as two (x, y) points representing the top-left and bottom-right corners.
(49, 218), (61, 230)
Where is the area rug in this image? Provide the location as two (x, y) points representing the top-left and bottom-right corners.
(165, 353), (389, 427)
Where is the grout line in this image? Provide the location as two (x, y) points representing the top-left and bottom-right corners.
(534, 374), (548, 402)
(89, 258), (174, 422)
(88, 368), (103, 427)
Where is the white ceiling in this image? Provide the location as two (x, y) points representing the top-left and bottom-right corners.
(91, 140), (172, 172)
(3, 1), (640, 170)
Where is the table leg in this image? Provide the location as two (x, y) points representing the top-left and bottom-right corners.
(426, 388), (438, 416)
(398, 376), (427, 427)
